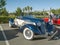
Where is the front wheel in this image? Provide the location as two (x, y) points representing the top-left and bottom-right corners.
(23, 28), (34, 40)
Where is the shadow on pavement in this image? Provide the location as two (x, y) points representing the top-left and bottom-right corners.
(0, 29), (19, 41)
(0, 31), (5, 41)
(33, 37), (46, 41)
(0, 26), (60, 41)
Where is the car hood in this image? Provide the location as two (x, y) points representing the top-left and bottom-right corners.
(21, 16), (44, 23)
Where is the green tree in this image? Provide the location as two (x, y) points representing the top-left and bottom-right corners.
(23, 6), (32, 15)
(0, 0), (6, 15)
(50, 8), (60, 15)
(26, 6), (30, 13)
(30, 7), (32, 12)
(57, 8), (60, 14)
(1, 8), (8, 16)
(0, 0), (6, 8)
(15, 7), (22, 16)
(50, 9), (56, 14)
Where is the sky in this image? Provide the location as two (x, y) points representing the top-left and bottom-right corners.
(5, 0), (60, 12)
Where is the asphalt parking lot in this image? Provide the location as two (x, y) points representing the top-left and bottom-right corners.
(0, 24), (60, 45)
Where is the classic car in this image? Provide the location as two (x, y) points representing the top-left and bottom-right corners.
(43, 15), (60, 25)
(9, 15), (57, 40)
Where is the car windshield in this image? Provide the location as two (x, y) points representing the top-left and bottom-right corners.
(24, 15), (35, 18)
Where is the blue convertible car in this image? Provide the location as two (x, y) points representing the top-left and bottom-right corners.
(9, 15), (58, 40)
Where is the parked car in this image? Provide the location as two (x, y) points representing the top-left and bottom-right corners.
(43, 15), (60, 25)
(9, 15), (57, 40)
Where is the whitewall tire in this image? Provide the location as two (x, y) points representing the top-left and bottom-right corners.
(23, 28), (34, 40)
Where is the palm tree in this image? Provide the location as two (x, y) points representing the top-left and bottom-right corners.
(23, 8), (24, 12)
(43, 9), (44, 15)
(30, 7), (32, 12)
(27, 6), (30, 13)
(22, 7), (27, 15)
(25, 7), (27, 12)
(23, 6), (32, 15)
(15, 7), (22, 16)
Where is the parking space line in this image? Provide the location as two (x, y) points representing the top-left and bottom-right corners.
(0, 25), (10, 45)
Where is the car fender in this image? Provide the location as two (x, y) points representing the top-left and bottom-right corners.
(21, 24), (41, 34)
(9, 18), (14, 25)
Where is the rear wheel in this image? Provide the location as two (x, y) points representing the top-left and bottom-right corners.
(23, 28), (34, 40)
